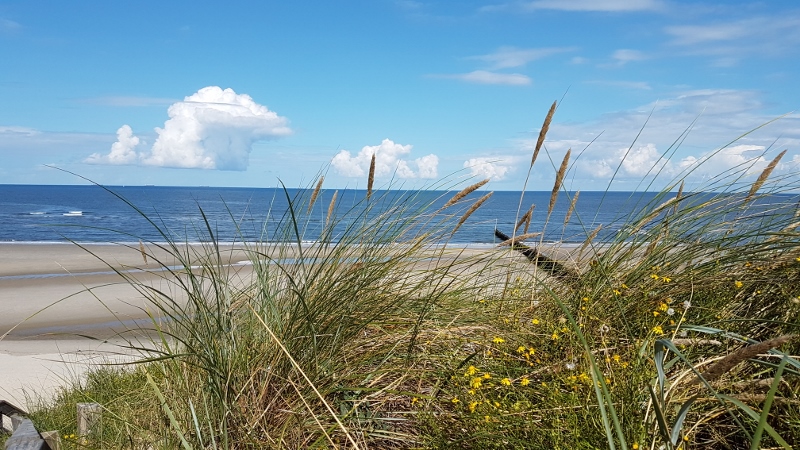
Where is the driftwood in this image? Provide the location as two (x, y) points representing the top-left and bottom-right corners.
(495, 229), (578, 280)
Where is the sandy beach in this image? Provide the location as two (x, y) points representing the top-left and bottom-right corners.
(0, 242), (259, 408)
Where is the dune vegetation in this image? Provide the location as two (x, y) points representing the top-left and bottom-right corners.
(22, 103), (800, 449)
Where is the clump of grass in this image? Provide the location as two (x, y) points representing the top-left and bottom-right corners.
(27, 103), (800, 450)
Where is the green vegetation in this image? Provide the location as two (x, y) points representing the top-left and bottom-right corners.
(26, 106), (800, 449)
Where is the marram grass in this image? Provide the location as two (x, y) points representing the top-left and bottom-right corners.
(23, 105), (800, 450)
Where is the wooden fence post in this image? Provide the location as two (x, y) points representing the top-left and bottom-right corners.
(76, 403), (102, 440)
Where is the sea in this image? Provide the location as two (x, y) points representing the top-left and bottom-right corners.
(0, 185), (796, 246)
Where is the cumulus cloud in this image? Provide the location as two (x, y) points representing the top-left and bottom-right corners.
(463, 157), (514, 180)
(86, 125), (141, 164)
(517, 89), (799, 188)
(331, 139), (439, 179)
(86, 86), (291, 170)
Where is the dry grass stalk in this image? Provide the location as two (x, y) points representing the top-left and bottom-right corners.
(548, 149), (571, 216)
(693, 335), (794, 385)
(326, 190), (338, 226)
(531, 101), (557, 168)
(515, 204), (535, 233)
(496, 232), (542, 247)
(139, 240), (148, 264)
(673, 180), (684, 214)
(564, 191), (580, 225)
(629, 197), (677, 234)
(578, 225), (602, 257)
(746, 149), (787, 201)
(307, 177), (324, 213)
(443, 179), (489, 209)
(672, 338), (723, 347)
(367, 153), (376, 200)
(454, 192), (493, 233)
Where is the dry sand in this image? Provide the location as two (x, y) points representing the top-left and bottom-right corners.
(0, 242), (257, 409)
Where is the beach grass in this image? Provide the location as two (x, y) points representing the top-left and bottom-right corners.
(21, 105), (800, 449)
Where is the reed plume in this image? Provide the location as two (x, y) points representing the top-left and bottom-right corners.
(564, 191), (580, 226)
(139, 240), (147, 264)
(454, 192), (493, 233)
(497, 232), (542, 247)
(515, 204), (535, 234)
(629, 197), (677, 234)
(307, 176), (324, 213)
(548, 149), (571, 216)
(367, 153), (376, 200)
(326, 190), (338, 226)
(578, 224), (602, 257)
(443, 179), (489, 209)
(694, 335), (794, 385)
(746, 149), (786, 201)
(532, 101), (557, 168)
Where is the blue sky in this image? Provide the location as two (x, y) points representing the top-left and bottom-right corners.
(1, 0), (799, 191)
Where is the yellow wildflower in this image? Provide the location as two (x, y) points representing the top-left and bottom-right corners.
(451, 397), (460, 404)
(652, 325), (664, 335)
(465, 365), (478, 376)
(492, 336), (505, 344)
(483, 373), (491, 379)
(470, 378), (483, 389)
(551, 332), (559, 340)
(735, 280), (743, 288)
(520, 377), (530, 386)
(650, 273), (660, 280)
(659, 302), (668, 311)
(621, 283), (629, 289)
(613, 289), (622, 295)
(531, 318), (540, 325)
(517, 345), (526, 353)
(501, 378), (512, 386)
(411, 397), (419, 405)
(612, 354), (621, 363)
(633, 444), (639, 450)
(469, 401), (478, 413)
(662, 276), (671, 283)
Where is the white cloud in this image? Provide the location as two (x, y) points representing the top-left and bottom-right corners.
(437, 70), (532, 85)
(611, 49), (646, 65)
(0, 18), (22, 33)
(331, 139), (439, 179)
(517, 89), (800, 188)
(587, 80), (652, 90)
(467, 46), (574, 69)
(86, 125), (140, 164)
(664, 14), (800, 65)
(86, 86), (291, 170)
(463, 157), (514, 180)
(523, 0), (664, 12)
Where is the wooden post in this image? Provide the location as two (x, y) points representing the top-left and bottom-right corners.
(39, 431), (61, 450)
(76, 403), (102, 439)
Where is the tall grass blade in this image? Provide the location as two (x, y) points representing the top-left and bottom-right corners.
(751, 356), (788, 450)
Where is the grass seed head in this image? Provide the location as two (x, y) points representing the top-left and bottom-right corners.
(746, 149), (787, 201)
(443, 179), (489, 209)
(308, 176), (324, 213)
(548, 149), (571, 216)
